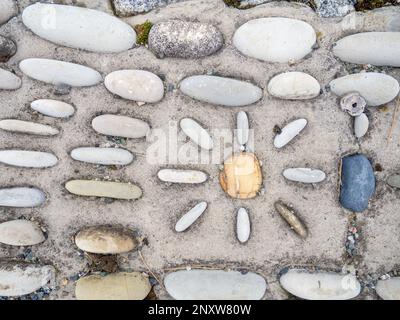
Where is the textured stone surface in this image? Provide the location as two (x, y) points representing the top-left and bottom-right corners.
(314, 0), (355, 17)
(0, 0), (17, 25)
(112, 0), (188, 16)
(0, 35), (16, 62)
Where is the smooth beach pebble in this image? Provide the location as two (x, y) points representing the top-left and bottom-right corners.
(274, 201), (308, 239)
(233, 17), (316, 63)
(236, 208), (251, 243)
(70, 147), (134, 166)
(274, 118), (307, 149)
(105, 70), (164, 103)
(0, 68), (21, 90)
(387, 174), (400, 189)
(65, 180), (142, 200)
(179, 75), (262, 107)
(75, 225), (137, 254)
(0, 0), (17, 25)
(237, 111), (249, 146)
(75, 272), (151, 300)
(180, 118), (213, 150)
(279, 269), (361, 300)
(164, 269), (267, 300)
(0, 220), (45, 246)
(376, 277), (400, 300)
(175, 201), (207, 232)
(92, 114), (150, 139)
(0, 35), (17, 62)
(31, 99), (75, 118)
(268, 72), (320, 100)
(283, 168), (326, 184)
(0, 187), (45, 207)
(0, 150), (58, 168)
(0, 119), (59, 136)
(158, 169), (207, 184)
(354, 113), (369, 138)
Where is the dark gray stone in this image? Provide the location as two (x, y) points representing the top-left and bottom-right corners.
(340, 154), (375, 212)
(0, 35), (16, 62)
(111, 0), (188, 16)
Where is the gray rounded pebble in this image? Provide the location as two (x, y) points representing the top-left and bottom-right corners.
(0, 35), (16, 62)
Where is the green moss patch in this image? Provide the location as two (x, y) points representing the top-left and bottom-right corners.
(134, 20), (153, 45)
(355, 0), (399, 11)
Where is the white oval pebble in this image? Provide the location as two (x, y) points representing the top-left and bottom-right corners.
(22, 3), (136, 53)
(268, 72), (320, 100)
(92, 114), (150, 138)
(31, 99), (75, 118)
(0, 119), (59, 136)
(354, 113), (369, 138)
(376, 277), (400, 300)
(0, 150), (58, 168)
(0, 187), (45, 207)
(20, 58), (102, 87)
(175, 201), (207, 232)
(180, 118), (213, 150)
(179, 75), (262, 107)
(0, 68), (21, 90)
(0, 220), (45, 246)
(105, 70), (164, 103)
(71, 147), (134, 165)
(237, 111), (249, 146)
(274, 118), (307, 149)
(233, 18), (316, 63)
(158, 169), (208, 184)
(283, 168), (326, 183)
(280, 269), (361, 300)
(236, 208), (250, 243)
(329, 72), (400, 106)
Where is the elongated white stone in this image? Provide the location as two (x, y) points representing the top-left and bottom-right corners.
(31, 99), (75, 118)
(0, 150), (58, 168)
(0, 187), (45, 207)
(236, 111), (249, 146)
(22, 3), (135, 53)
(274, 119), (307, 149)
(376, 277), (400, 300)
(283, 168), (326, 183)
(0, 119), (59, 136)
(280, 269), (361, 300)
(354, 113), (369, 138)
(0, 68), (21, 90)
(179, 75), (262, 107)
(233, 18), (316, 63)
(92, 114), (150, 138)
(158, 169), (207, 184)
(71, 147), (134, 165)
(329, 72), (400, 106)
(268, 72), (320, 100)
(105, 70), (164, 103)
(236, 208), (250, 243)
(20, 58), (102, 87)
(333, 32), (400, 67)
(165, 269), (267, 300)
(175, 201), (207, 232)
(180, 118), (213, 150)
(0, 220), (45, 246)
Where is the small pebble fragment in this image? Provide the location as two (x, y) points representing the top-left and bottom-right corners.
(0, 35), (16, 62)
(274, 201), (308, 239)
(354, 113), (369, 138)
(0, 68), (21, 90)
(31, 99), (75, 118)
(71, 147), (134, 166)
(0, 220), (45, 246)
(236, 208), (250, 243)
(283, 168), (326, 184)
(387, 174), (400, 189)
(180, 118), (213, 150)
(274, 118), (307, 149)
(0, 187), (45, 207)
(92, 114), (150, 139)
(157, 169), (208, 184)
(0, 120), (59, 136)
(340, 92), (366, 116)
(175, 201), (207, 232)
(376, 277), (400, 300)
(236, 111), (249, 146)
(0, 150), (58, 168)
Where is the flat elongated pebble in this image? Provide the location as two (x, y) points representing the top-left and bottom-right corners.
(0, 220), (45, 246)
(387, 174), (400, 189)
(105, 70), (164, 103)
(0, 120), (59, 136)
(165, 269), (266, 300)
(20, 58), (102, 87)
(237, 111), (249, 146)
(0, 150), (58, 168)
(179, 75), (262, 107)
(280, 269), (361, 300)
(148, 20), (224, 59)
(376, 277), (400, 300)
(22, 3), (136, 53)
(233, 18), (316, 63)
(31, 99), (75, 118)
(75, 225), (137, 254)
(66, 180), (142, 200)
(329, 73), (399, 106)
(236, 208), (250, 243)
(354, 114), (369, 138)
(75, 272), (151, 300)
(333, 32), (400, 67)
(0, 68), (21, 90)
(274, 201), (308, 239)
(92, 114), (150, 138)
(158, 169), (207, 184)
(175, 201), (207, 232)
(0, 261), (54, 297)
(0, 35), (17, 62)
(268, 72), (320, 100)
(71, 147), (134, 166)
(0, 0), (17, 25)
(283, 168), (326, 184)
(274, 119), (307, 149)
(180, 118), (213, 150)
(0, 187), (45, 207)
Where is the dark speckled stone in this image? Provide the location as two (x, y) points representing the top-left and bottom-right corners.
(112, 0), (187, 16)
(0, 35), (16, 62)
(340, 154), (375, 212)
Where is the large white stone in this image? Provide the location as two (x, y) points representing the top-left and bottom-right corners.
(376, 277), (400, 300)
(0, 220), (45, 246)
(280, 269), (361, 300)
(31, 99), (75, 118)
(236, 111), (249, 146)
(22, 3), (136, 53)
(329, 72), (399, 107)
(354, 113), (369, 139)
(20, 58), (102, 87)
(283, 168), (326, 183)
(333, 32), (400, 67)
(105, 70), (164, 103)
(0, 150), (58, 168)
(157, 169), (208, 184)
(92, 114), (150, 138)
(233, 18), (316, 63)
(0, 119), (59, 136)
(268, 72), (320, 100)
(165, 269), (267, 300)
(71, 147), (134, 165)
(0, 68), (21, 90)
(0, 187), (46, 207)
(175, 201), (207, 232)
(236, 208), (250, 243)
(274, 118), (307, 149)
(180, 118), (213, 150)
(179, 75), (262, 107)
(0, 0), (17, 25)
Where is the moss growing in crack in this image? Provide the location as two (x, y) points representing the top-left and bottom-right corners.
(134, 21), (153, 46)
(223, 0), (242, 8)
(355, 0), (399, 11)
